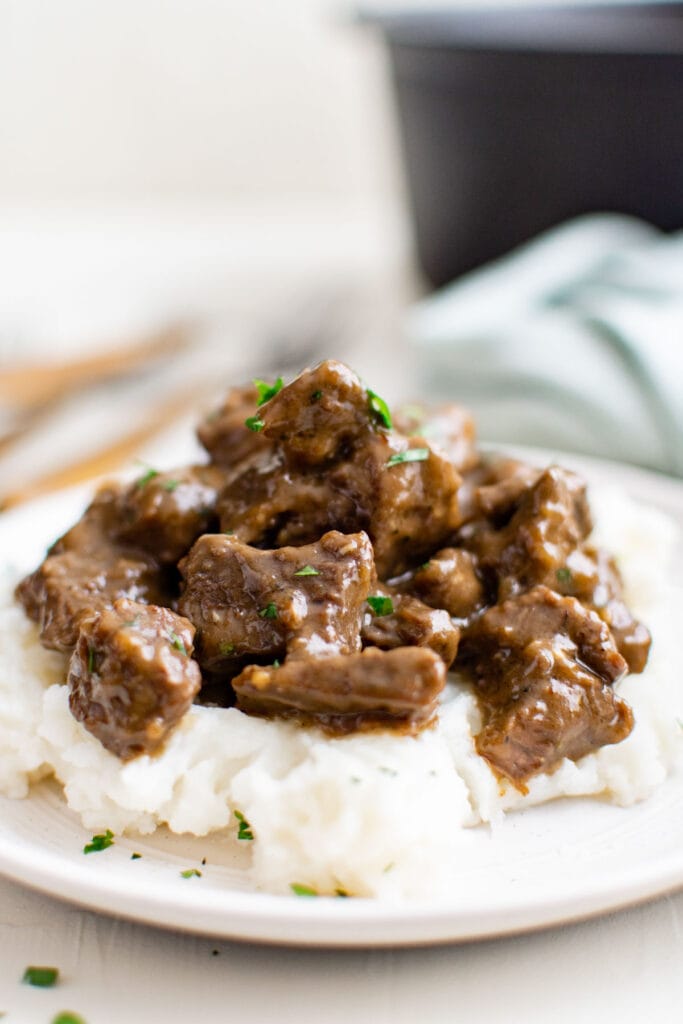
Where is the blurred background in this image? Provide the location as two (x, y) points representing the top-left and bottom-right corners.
(1, 0), (682, 504)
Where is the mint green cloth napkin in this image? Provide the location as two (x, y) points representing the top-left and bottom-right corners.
(408, 215), (683, 476)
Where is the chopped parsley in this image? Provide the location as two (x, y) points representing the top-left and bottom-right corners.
(244, 415), (265, 432)
(234, 810), (254, 841)
(293, 565), (319, 577)
(383, 862), (395, 874)
(168, 632), (187, 655)
(136, 466), (160, 488)
(131, 852), (142, 860)
(162, 479), (180, 493)
(272, 659), (281, 668)
(218, 641), (236, 656)
(87, 646), (96, 674)
(367, 595), (394, 617)
(290, 882), (318, 897)
(386, 448), (430, 468)
(22, 966), (59, 987)
(367, 388), (392, 430)
(180, 868), (202, 879)
(52, 1014), (87, 1024)
(311, 389), (322, 402)
(419, 561), (431, 571)
(83, 829), (114, 854)
(556, 567), (572, 585)
(254, 377), (284, 406)
(259, 602), (278, 619)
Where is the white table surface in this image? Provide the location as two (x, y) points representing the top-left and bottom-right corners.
(2, 874), (683, 1024)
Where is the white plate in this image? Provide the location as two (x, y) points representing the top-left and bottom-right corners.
(1, 450), (682, 947)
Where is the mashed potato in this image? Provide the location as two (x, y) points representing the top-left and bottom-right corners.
(1, 487), (681, 899)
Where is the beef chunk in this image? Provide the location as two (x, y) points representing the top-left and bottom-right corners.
(459, 466), (592, 599)
(178, 531), (375, 673)
(260, 360), (376, 467)
(460, 586), (632, 786)
(218, 432), (461, 578)
(232, 646), (446, 732)
(68, 599), (201, 759)
(15, 485), (170, 652)
(392, 402), (479, 473)
(197, 385), (272, 469)
(361, 589), (460, 668)
(556, 546), (651, 673)
(114, 464), (226, 564)
(470, 458), (541, 523)
(398, 547), (485, 621)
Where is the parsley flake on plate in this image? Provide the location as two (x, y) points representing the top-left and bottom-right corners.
(83, 829), (114, 854)
(290, 883), (318, 897)
(180, 868), (202, 879)
(259, 602), (278, 619)
(22, 966), (59, 987)
(293, 565), (319, 577)
(52, 1013), (87, 1024)
(234, 810), (254, 841)
(244, 415), (265, 432)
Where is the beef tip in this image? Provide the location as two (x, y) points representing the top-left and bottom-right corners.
(113, 464), (226, 564)
(361, 589), (460, 668)
(459, 466), (592, 599)
(460, 585), (632, 786)
(218, 433), (461, 579)
(365, 434), (461, 577)
(15, 485), (171, 652)
(68, 599), (201, 759)
(178, 530), (375, 673)
(470, 458), (541, 524)
(556, 546), (651, 673)
(392, 402), (479, 473)
(232, 646), (446, 733)
(217, 452), (362, 549)
(259, 360), (378, 467)
(396, 548), (486, 621)
(197, 385), (272, 469)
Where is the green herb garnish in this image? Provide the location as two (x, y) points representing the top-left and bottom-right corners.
(169, 632), (187, 655)
(51, 1013), (87, 1024)
(293, 565), (319, 577)
(290, 883), (318, 897)
(163, 479), (180, 493)
(272, 659), (281, 668)
(131, 852), (142, 860)
(245, 416), (265, 432)
(180, 868), (202, 879)
(218, 641), (235, 656)
(254, 377), (284, 406)
(259, 602), (278, 619)
(234, 810), (254, 841)
(136, 466), (159, 488)
(367, 388), (392, 430)
(22, 966), (59, 988)
(83, 829), (114, 854)
(556, 567), (572, 585)
(419, 561), (431, 571)
(386, 448), (429, 468)
(367, 595), (394, 617)
(311, 389), (322, 402)
(87, 646), (96, 674)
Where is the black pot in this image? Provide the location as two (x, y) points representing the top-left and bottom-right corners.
(365, 3), (683, 287)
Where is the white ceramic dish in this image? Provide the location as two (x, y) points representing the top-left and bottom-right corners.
(0, 450), (681, 947)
